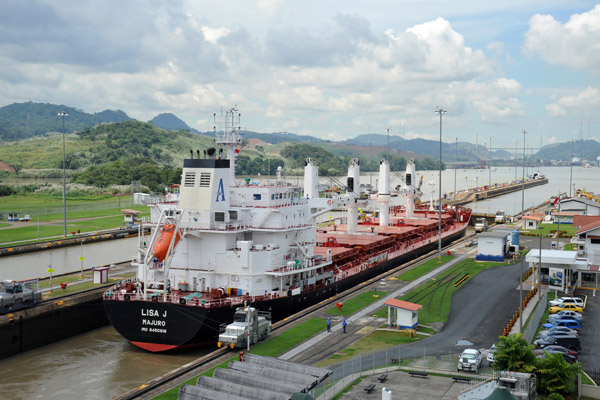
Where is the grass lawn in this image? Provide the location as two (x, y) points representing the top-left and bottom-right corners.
(326, 290), (388, 316)
(396, 255), (454, 281)
(373, 258), (506, 325)
(153, 318), (325, 400)
(520, 223), (578, 238)
(315, 330), (425, 367)
(0, 211), (150, 246)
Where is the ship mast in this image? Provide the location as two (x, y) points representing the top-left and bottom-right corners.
(214, 107), (243, 186)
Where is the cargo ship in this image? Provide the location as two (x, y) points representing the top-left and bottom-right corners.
(103, 108), (472, 352)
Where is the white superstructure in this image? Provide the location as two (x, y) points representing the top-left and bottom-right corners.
(136, 108), (365, 302)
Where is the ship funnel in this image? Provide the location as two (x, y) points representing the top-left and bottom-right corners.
(404, 158), (417, 219)
(347, 158), (360, 234)
(303, 158), (318, 199)
(378, 158), (390, 226)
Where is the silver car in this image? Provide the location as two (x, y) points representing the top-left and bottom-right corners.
(457, 349), (482, 372)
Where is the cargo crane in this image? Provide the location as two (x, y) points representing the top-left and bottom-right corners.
(217, 306), (271, 349)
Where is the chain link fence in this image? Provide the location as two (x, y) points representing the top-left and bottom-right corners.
(0, 197), (134, 220)
(310, 345), (494, 399)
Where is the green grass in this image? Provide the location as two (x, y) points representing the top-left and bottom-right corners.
(325, 290), (388, 316)
(0, 208), (150, 246)
(417, 325), (437, 334)
(316, 330), (425, 367)
(520, 223), (578, 238)
(153, 318), (326, 400)
(374, 258), (506, 325)
(0, 223), (10, 228)
(396, 255), (454, 281)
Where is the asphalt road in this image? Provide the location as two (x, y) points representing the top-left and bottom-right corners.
(397, 262), (522, 356)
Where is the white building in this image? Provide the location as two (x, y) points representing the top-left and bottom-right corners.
(525, 249), (586, 293)
(383, 299), (422, 329)
(523, 215), (542, 230)
(476, 231), (510, 262)
(559, 198), (600, 216)
(574, 220), (600, 265)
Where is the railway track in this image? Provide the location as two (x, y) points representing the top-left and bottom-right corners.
(117, 231), (477, 400)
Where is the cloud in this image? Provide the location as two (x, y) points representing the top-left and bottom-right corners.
(546, 87), (600, 117)
(523, 5), (600, 74)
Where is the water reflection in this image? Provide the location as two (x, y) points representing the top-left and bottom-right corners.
(0, 326), (209, 400)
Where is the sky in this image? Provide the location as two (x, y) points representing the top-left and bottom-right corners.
(1, 1), (599, 150)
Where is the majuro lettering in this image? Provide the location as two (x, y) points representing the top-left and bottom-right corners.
(140, 309), (167, 333)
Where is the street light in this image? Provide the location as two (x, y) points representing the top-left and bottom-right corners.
(520, 129), (527, 333)
(58, 111), (68, 237)
(454, 138), (457, 200)
(435, 107), (446, 259)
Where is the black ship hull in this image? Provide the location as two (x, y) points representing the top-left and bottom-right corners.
(103, 227), (467, 352)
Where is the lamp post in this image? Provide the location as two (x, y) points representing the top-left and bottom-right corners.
(488, 138), (492, 187)
(520, 129), (527, 333)
(569, 139), (574, 197)
(58, 111), (68, 237)
(435, 107), (446, 260)
(454, 138), (457, 200)
(369, 137), (373, 188)
(386, 127), (391, 160)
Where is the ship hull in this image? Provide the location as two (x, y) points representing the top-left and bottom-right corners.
(103, 226), (467, 351)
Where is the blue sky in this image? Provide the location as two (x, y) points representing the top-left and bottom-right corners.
(0, 1), (599, 149)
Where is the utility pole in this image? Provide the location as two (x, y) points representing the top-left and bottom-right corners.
(435, 107), (447, 260)
(58, 111), (68, 237)
(520, 129), (527, 333)
(488, 137), (492, 186)
(454, 138), (457, 200)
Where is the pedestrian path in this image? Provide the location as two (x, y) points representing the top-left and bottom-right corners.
(280, 248), (477, 361)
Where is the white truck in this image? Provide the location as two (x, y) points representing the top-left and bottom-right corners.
(217, 306), (271, 349)
(495, 210), (506, 224)
(19, 215), (31, 222)
(474, 217), (488, 233)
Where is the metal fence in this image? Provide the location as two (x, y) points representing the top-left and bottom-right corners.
(0, 198), (133, 219)
(522, 291), (548, 343)
(309, 345), (493, 399)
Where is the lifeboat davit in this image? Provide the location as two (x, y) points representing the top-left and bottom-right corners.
(153, 224), (182, 262)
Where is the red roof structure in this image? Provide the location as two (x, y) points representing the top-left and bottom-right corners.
(383, 299), (422, 311)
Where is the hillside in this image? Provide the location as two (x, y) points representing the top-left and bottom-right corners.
(534, 139), (600, 162)
(0, 102), (132, 140)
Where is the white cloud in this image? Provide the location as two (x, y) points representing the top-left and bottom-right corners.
(546, 87), (600, 117)
(524, 5), (600, 74)
(201, 26), (231, 44)
(547, 136), (558, 144)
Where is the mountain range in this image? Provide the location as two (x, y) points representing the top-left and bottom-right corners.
(0, 102), (598, 163)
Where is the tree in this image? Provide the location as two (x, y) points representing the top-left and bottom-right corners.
(493, 334), (537, 373)
(12, 163), (22, 176)
(536, 352), (580, 397)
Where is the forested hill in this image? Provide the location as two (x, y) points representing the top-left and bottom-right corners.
(0, 102), (133, 140)
(534, 139), (600, 162)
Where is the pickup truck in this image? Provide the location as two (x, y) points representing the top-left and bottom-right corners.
(19, 215), (31, 222)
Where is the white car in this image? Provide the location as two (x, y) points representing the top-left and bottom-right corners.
(458, 348), (482, 373)
(549, 297), (584, 309)
(486, 344), (497, 364)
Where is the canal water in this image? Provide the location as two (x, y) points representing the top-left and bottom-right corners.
(0, 326), (210, 400)
(0, 166), (598, 399)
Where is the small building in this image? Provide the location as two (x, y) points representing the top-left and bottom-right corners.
(93, 266), (110, 284)
(574, 219), (600, 265)
(525, 249), (583, 293)
(122, 209), (141, 225)
(552, 211), (578, 225)
(559, 197), (600, 216)
(522, 215), (542, 230)
(133, 192), (150, 205)
(476, 231), (510, 262)
(383, 299), (422, 329)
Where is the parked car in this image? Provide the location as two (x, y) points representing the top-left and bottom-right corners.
(486, 344), (497, 364)
(549, 297), (584, 308)
(548, 303), (583, 314)
(457, 349), (482, 372)
(535, 351), (577, 364)
(533, 345), (578, 359)
(547, 310), (582, 322)
(537, 326), (578, 338)
(534, 335), (581, 351)
(18, 215), (31, 222)
(536, 330), (578, 340)
(542, 319), (581, 330)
